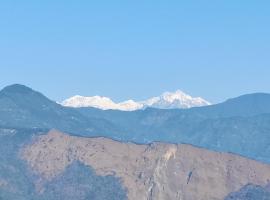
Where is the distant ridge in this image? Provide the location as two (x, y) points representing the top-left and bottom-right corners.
(62, 90), (211, 111)
(193, 92), (270, 117)
(1, 84), (34, 94)
(0, 84), (121, 136)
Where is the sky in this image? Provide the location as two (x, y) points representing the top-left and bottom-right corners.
(0, 0), (270, 103)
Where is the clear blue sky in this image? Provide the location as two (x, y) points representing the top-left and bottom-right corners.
(1, 0), (270, 103)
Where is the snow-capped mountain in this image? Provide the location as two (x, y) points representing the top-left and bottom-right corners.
(62, 95), (143, 111)
(62, 90), (211, 111)
(143, 90), (211, 109)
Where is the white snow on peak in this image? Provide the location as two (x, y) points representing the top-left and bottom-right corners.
(118, 100), (144, 111)
(62, 95), (143, 111)
(143, 90), (211, 109)
(62, 90), (211, 111)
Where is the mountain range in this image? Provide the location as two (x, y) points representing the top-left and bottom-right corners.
(1, 84), (270, 163)
(0, 84), (270, 199)
(61, 90), (211, 111)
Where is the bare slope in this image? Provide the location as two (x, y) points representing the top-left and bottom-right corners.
(22, 130), (270, 200)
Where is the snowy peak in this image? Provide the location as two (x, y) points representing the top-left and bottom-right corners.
(62, 90), (211, 111)
(143, 90), (210, 109)
(62, 95), (118, 110)
(62, 95), (143, 111)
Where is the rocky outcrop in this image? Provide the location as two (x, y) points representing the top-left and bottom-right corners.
(21, 130), (270, 200)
